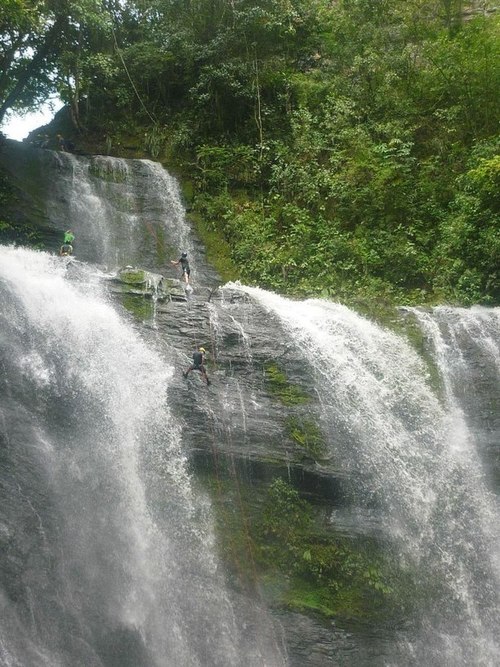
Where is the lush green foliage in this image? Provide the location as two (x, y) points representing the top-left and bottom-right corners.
(285, 416), (327, 461)
(1, 0), (499, 305)
(112, 0), (497, 305)
(202, 470), (398, 619)
(264, 362), (310, 405)
(255, 478), (394, 617)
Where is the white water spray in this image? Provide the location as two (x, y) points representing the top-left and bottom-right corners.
(45, 153), (198, 274)
(0, 248), (285, 667)
(223, 284), (500, 666)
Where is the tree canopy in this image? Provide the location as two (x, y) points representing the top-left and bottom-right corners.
(1, 0), (499, 304)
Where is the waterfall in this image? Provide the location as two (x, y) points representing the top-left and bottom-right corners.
(409, 306), (500, 470)
(39, 151), (215, 286)
(2, 144), (499, 666)
(0, 247), (285, 667)
(219, 285), (500, 666)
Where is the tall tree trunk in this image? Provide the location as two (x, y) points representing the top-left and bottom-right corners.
(69, 28), (83, 131)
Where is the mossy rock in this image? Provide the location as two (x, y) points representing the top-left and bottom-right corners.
(111, 266), (189, 301)
(88, 159), (128, 182)
(162, 277), (182, 290)
(120, 294), (155, 321)
(117, 267), (148, 285)
(264, 363), (310, 406)
(285, 416), (327, 462)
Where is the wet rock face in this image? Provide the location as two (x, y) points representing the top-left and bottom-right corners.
(152, 286), (347, 501)
(95, 269), (347, 499)
(159, 288), (294, 449)
(415, 307), (500, 485)
(0, 140), (62, 248)
(452, 344), (500, 482)
(110, 266), (188, 302)
(2, 142), (321, 482)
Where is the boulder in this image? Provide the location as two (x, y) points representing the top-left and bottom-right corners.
(110, 266), (187, 302)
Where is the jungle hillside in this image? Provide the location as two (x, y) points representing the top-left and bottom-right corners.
(1, 0), (499, 305)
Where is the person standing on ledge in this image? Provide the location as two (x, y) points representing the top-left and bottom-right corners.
(171, 251), (190, 285)
(59, 230), (75, 256)
(183, 347), (210, 386)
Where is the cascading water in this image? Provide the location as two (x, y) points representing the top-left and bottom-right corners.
(409, 307), (500, 479)
(215, 285), (500, 666)
(34, 149), (215, 284)
(0, 247), (285, 666)
(2, 143), (499, 666)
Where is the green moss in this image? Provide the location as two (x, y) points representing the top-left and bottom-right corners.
(118, 268), (147, 285)
(189, 210), (239, 282)
(237, 477), (398, 617)
(120, 294), (154, 321)
(264, 363), (310, 406)
(88, 161), (128, 182)
(285, 416), (327, 461)
(199, 470), (405, 623)
(284, 580), (353, 618)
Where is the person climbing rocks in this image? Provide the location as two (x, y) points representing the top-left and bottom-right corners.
(171, 251), (190, 285)
(183, 347), (210, 386)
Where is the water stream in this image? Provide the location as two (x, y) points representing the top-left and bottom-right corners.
(1, 146), (499, 665)
(214, 285), (500, 666)
(0, 247), (285, 666)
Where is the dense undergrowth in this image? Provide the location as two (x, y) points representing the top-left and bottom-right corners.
(2, 1), (499, 306)
(64, 0), (499, 307)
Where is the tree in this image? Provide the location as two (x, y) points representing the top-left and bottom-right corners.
(0, 0), (63, 123)
(0, 0), (112, 129)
